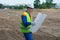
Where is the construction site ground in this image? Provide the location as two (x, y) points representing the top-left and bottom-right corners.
(0, 9), (60, 40)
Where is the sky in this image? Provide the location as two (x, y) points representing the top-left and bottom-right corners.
(0, 0), (60, 5)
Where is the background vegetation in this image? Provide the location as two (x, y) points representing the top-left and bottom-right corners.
(0, 0), (56, 9)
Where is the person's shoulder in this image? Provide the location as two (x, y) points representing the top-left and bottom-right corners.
(22, 12), (27, 16)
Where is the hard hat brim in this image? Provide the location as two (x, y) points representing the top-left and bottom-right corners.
(27, 7), (34, 9)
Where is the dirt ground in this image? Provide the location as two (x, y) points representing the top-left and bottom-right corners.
(0, 9), (60, 40)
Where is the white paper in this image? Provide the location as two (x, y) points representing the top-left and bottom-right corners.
(30, 13), (47, 32)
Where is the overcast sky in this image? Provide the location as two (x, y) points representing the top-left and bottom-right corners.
(0, 0), (60, 5)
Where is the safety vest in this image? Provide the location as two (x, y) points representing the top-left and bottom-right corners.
(20, 12), (32, 33)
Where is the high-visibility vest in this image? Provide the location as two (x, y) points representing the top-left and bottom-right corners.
(20, 12), (32, 33)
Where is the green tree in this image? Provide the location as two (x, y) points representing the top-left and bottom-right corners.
(0, 4), (3, 9)
(34, 0), (40, 8)
(41, 2), (47, 9)
(19, 5), (25, 9)
(46, 0), (53, 3)
(46, 0), (53, 8)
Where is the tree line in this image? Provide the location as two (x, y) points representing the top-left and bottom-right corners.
(34, 0), (56, 9)
(0, 0), (56, 9)
(0, 4), (26, 9)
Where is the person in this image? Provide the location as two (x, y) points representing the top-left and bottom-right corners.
(20, 5), (34, 40)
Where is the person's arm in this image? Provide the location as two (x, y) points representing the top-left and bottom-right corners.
(21, 15), (31, 27)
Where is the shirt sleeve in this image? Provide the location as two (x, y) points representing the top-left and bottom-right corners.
(21, 15), (31, 27)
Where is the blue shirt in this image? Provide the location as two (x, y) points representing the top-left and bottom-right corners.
(21, 14), (31, 27)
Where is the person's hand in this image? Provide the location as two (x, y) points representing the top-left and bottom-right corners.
(31, 22), (35, 26)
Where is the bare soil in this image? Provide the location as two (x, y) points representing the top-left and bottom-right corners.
(0, 9), (60, 40)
